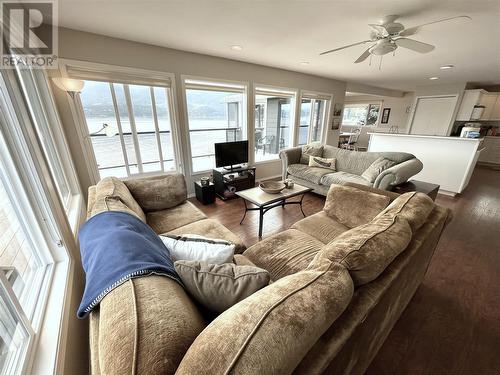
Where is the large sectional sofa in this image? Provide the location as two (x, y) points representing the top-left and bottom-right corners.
(280, 143), (423, 195)
(84, 173), (451, 375)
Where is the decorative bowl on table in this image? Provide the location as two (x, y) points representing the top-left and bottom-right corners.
(259, 181), (286, 194)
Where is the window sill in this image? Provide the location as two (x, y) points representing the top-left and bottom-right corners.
(254, 158), (280, 165)
(66, 193), (83, 237)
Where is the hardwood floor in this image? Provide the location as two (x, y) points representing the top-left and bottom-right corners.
(190, 165), (500, 374)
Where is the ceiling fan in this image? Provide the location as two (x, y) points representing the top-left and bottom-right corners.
(320, 15), (471, 64)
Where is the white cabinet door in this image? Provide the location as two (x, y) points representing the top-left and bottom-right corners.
(479, 93), (498, 120)
(489, 96), (500, 120)
(456, 90), (481, 121)
(409, 96), (458, 136)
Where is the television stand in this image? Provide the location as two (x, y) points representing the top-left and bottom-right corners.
(213, 166), (256, 201)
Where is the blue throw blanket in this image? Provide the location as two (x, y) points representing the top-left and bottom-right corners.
(77, 211), (181, 319)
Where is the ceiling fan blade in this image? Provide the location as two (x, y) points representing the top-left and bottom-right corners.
(320, 40), (372, 55)
(395, 38), (435, 53)
(368, 24), (387, 35)
(354, 47), (372, 63)
(399, 15), (471, 36)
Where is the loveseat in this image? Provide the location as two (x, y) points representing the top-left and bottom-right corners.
(84, 174), (451, 375)
(280, 143), (423, 195)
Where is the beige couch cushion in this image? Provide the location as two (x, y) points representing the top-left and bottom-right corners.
(90, 276), (205, 375)
(244, 229), (324, 281)
(174, 260), (270, 313)
(312, 214), (412, 286)
(300, 144), (323, 164)
(94, 177), (146, 222)
(287, 164), (332, 184)
(375, 191), (435, 232)
(175, 261), (353, 375)
(124, 173), (187, 212)
(291, 211), (350, 244)
(319, 171), (372, 187)
(323, 185), (391, 228)
(146, 201), (206, 234)
(167, 218), (246, 254)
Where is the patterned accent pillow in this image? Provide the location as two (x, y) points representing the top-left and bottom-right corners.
(361, 157), (396, 183)
(309, 156), (336, 171)
(300, 144), (323, 164)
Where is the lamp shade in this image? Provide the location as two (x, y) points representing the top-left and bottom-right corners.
(52, 77), (85, 93)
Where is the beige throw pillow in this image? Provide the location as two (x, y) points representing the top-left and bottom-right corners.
(309, 156), (336, 171)
(311, 214), (412, 286)
(300, 144), (323, 164)
(324, 185), (390, 228)
(361, 157), (396, 183)
(375, 191), (434, 232)
(174, 261), (270, 313)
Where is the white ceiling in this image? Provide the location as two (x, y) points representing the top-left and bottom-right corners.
(58, 0), (500, 92)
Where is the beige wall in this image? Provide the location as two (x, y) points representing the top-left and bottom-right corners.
(52, 27), (347, 196)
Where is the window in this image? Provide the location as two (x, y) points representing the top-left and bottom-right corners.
(184, 79), (247, 173)
(254, 88), (296, 162)
(0, 71), (70, 375)
(342, 103), (381, 126)
(298, 96), (329, 145)
(79, 80), (177, 178)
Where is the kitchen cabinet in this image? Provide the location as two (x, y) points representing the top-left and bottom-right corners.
(490, 96), (500, 120)
(456, 89), (500, 121)
(479, 93), (498, 120)
(478, 137), (500, 165)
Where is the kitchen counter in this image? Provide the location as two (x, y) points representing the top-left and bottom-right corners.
(368, 133), (484, 195)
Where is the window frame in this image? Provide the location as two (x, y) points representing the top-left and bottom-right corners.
(298, 90), (332, 146)
(253, 84), (298, 164)
(0, 70), (75, 375)
(181, 75), (249, 175)
(59, 59), (183, 183)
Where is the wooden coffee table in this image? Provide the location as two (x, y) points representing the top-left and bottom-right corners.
(236, 183), (313, 237)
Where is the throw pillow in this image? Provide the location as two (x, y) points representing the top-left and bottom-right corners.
(174, 260), (271, 313)
(361, 157), (396, 183)
(323, 185), (390, 228)
(300, 144), (323, 164)
(160, 234), (235, 264)
(124, 173), (187, 212)
(311, 214), (412, 286)
(375, 191), (434, 232)
(309, 156), (336, 171)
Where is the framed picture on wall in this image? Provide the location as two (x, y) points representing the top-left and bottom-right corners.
(381, 108), (391, 124)
(333, 103), (342, 117)
(331, 117), (341, 130)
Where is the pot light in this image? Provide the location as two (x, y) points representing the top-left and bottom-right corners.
(429, 77), (439, 80)
(440, 64), (454, 70)
(230, 45), (243, 51)
(300, 61), (310, 66)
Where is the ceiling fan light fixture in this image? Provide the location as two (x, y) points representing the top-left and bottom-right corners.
(369, 40), (397, 56)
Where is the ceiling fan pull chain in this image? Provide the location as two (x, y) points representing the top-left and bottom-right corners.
(379, 55), (383, 70)
(369, 54), (372, 66)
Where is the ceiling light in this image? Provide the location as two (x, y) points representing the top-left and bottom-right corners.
(440, 64), (454, 70)
(230, 45), (243, 51)
(429, 77), (439, 80)
(300, 61), (310, 66)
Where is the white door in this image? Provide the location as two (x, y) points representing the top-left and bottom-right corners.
(409, 96), (458, 136)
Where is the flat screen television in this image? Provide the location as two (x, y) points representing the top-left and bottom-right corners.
(214, 140), (248, 169)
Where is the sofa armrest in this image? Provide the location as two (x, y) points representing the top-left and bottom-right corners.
(279, 146), (302, 180)
(373, 158), (423, 190)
